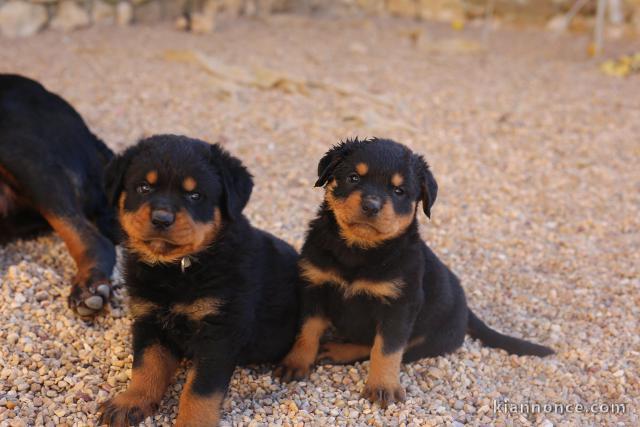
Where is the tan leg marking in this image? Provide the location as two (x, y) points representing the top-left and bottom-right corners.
(318, 342), (372, 364)
(172, 297), (224, 322)
(175, 368), (223, 427)
(363, 334), (406, 407)
(43, 214), (95, 284)
(99, 345), (178, 425)
(278, 316), (330, 380)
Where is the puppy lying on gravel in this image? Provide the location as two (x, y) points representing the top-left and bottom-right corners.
(0, 74), (117, 317)
(98, 135), (299, 426)
(276, 137), (553, 407)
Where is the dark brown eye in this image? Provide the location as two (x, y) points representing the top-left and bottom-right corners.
(137, 183), (152, 194)
(347, 173), (360, 183)
(393, 187), (404, 196)
(188, 192), (201, 201)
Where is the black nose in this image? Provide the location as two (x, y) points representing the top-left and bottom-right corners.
(361, 196), (381, 216)
(151, 209), (175, 229)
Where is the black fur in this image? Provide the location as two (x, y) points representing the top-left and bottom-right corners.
(0, 74), (117, 316)
(99, 135), (300, 426)
(279, 137), (553, 404)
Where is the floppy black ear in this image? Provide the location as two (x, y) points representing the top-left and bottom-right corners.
(413, 154), (438, 218)
(210, 144), (254, 221)
(104, 147), (137, 207)
(315, 138), (363, 187)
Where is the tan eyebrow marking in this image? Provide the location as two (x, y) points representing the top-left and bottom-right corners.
(146, 170), (158, 184)
(183, 177), (197, 192)
(391, 173), (403, 187)
(356, 163), (369, 176)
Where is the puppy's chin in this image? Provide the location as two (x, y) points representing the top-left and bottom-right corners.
(326, 190), (415, 249)
(128, 238), (197, 264)
(120, 207), (223, 265)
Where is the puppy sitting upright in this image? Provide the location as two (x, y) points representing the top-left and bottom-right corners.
(99, 135), (299, 426)
(277, 137), (553, 407)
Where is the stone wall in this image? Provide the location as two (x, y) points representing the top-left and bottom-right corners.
(1, 0), (639, 38)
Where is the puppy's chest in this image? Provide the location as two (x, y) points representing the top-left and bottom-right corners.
(299, 258), (405, 304)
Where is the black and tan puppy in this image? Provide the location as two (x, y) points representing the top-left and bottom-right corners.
(98, 135), (299, 426)
(276, 137), (553, 407)
(0, 74), (116, 316)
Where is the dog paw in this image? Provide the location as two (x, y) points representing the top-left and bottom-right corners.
(68, 281), (111, 317)
(362, 382), (406, 408)
(98, 393), (158, 427)
(274, 361), (312, 382)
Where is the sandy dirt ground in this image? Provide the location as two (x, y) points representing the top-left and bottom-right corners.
(0, 15), (639, 426)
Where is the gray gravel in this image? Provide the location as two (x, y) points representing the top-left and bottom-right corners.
(1, 16), (639, 426)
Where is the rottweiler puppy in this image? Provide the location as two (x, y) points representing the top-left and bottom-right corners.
(98, 135), (299, 426)
(0, 74), (116, 316)
(276, 137), (554, 407)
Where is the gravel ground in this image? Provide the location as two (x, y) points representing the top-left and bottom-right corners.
(1, 16), (639, 427)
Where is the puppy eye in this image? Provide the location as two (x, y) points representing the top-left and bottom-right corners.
(188, 192), (201, 201)
(137, 183), (152, 194)
(393, 187), (405, 196)
(347, 173), (360, 183)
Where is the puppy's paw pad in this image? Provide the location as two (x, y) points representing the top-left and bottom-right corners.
(362, 383), (406, 408)
(69, 282), (112, 317)
(98, 394), (157, 426)
(274, 363), (312, 382)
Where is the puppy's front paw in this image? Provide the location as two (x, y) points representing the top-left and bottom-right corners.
(69, 281), (112, 317)
(362, 381), (406, 408)
(274, 359), (312, 382)
(98, 391), (158, 427)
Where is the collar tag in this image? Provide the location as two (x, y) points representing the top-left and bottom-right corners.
(180, 256), (192, 273)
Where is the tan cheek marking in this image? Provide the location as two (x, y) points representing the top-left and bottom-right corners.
(391, 173), (404, 187)
(146, 170), (158, 185)
(356, 162), (369, 176)
(172, 297), (224, 322)
(175, 369), (223, 427)
(367, 333), (403, 389)
(281, 316), (330, 371)
(182, 177), (197, 192)
(121, 207), (222, 265)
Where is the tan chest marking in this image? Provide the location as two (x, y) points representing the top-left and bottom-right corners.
(299, 259), (404, 303)
(129, 296), (161, 319)
(172, 297), (223, 322)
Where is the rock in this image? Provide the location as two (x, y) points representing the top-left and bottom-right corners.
(0, 1), (48, 38)
(386, 0), (417, 19)
(116, 1), (133, 26)
(356, 0), (385, 15)
(419, 0), (465, 23)
(50, 1), (90, 32)
(546, 14), (568, 31)
(92, 0), (115, 25)
(7, 333), (18, 345)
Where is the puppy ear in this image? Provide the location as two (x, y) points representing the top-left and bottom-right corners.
(315, 138), (361, 187)
(104, 147), (136, 207)
(414, 154), (438, 218)
(210, 144), (254, 221)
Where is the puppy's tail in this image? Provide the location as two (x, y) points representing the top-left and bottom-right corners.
(467, 309), (554, 357)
